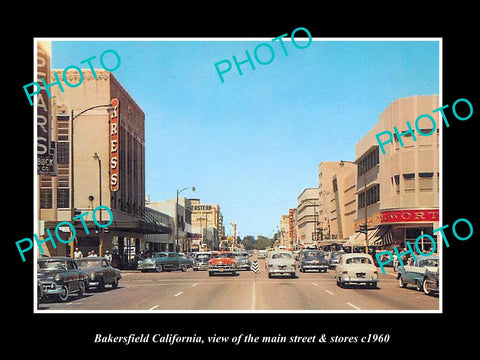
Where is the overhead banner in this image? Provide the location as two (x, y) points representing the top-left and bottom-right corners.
(37, 41), (56, 175)
(110, 98), (119, 191)
(289, 208), (295, 238)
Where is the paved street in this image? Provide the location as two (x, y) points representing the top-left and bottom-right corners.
(38, 258), (439, 312)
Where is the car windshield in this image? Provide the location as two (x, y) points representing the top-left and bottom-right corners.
(76, 259), (102, 268)
(235, 253), (249, 259)
(418, 259), (439, 267)
(153, 253), (168, 258)
(345, 257), (372, 264)
(38, 260), (70, 271)
(215, 253), (235, 259)
(304, 251), (324, 260)
(271, 253), (292, 260)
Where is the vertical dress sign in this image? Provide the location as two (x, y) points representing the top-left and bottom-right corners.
(110, 98), (119, 192)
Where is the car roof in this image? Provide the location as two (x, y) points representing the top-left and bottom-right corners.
(38, 256), (72, 262)
(341, 253), (372, 258)
(76, 257), (106, 260)
(416, 255), (439, 260)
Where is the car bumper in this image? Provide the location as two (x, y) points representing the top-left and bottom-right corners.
(40, 282), (65, 295)
(209, 266), (236, 273)
(269, 268), (296, 276)
(340, 276), (378, 286)
(302, 264), (328, 271)
(194, 264), (209, 270)
(137, 263), (156, 270)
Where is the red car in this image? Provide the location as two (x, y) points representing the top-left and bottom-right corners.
(208, 251), (238, 276)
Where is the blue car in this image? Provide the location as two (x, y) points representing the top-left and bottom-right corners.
(397, 255), (439, 291)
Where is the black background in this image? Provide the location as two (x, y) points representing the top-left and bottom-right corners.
(8, 6), (477, 355)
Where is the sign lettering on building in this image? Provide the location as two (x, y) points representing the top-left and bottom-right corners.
(37, 41), (56, 175)
(110, 98), (119, 191)
(289, 209), (295, 238)
(380, 209), (439, 223)
(192, 205), (212, 211)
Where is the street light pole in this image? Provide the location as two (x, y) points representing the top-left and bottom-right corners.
(175, 186), (195, 252)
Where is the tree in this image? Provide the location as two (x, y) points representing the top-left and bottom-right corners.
(241, 235), (256, 250)
(256, 235), (274, 250)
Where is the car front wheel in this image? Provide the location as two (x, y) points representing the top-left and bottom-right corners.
(181, 264), (188, 272)
(399, 276), (407, 288)
(155, 264), (163, 273)
(57, 285), (69, 302)
(112, 278), (119, 288)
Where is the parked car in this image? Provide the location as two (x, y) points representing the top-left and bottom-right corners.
(75, 257), (122, 291)
(398, 255), (439, 291)
(423, 267), (439, 296)
(193, 252), (213, 271)
(234, 251), (252, 271)
(266, 250), (297, 278)
(208, 251), (238, 276)
(298, 249), (328, 272)
(37, 257), (88, 302)
(257, 250), (268, 259)
(336, 253), (379, 288)
(137, 252), (193, 273)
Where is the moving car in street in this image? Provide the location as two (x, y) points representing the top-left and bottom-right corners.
(75, 257), (122, 291)
(257, 250), (268, 259)
(266, 250), (297, 278)
(234, 251), (252, 271)
(336, 253), (379, 288)
(398, 255), (439, 291)
(37, 257), (88, 302)
(208, 251), (238, 276)
(137, 252), (193, 273)
(328, 251), (342, 269)
(298, 249), (329, 273)
(193, 252), (213, 271)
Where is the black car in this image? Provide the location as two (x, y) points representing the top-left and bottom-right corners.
(37, 257), (88, 302)
(299, 250), (329, 272)
(75, 257), (122, 291)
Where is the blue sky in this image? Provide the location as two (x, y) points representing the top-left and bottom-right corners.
(51, 38), (439, 238)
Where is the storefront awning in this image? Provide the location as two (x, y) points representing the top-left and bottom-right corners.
(344, 225), (392, 247)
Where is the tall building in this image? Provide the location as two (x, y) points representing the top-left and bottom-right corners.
(38, 67), (167, 267)
(189, 199), (222, 251)
(317, 161), (357, 243)
(352, 94), (440, 251)
(296, 188), (320, 246)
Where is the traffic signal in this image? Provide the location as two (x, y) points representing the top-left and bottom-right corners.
(359, 224), (368, 234)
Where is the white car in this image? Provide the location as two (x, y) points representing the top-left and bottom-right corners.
(336, 253), (379, 288)
(266, 250), (297, 278)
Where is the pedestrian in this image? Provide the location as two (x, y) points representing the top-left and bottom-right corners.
(393, 253), (398, 271)
(105, 250), (112, 263)
(74, 247), (83, 259)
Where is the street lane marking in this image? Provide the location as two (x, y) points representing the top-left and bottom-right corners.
(347, 302), (362, 310)
(251, 282), (256, 310)
(174, 291), (183, 297)
(325, 290), (334, 296)
(192, 283), (198, 287)
(148, 305), (159, 310)
(311, 282), (319, 287)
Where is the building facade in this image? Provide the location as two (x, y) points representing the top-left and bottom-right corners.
(38, 67), (167, 268)
(296, 188), (320, 246)
(145, 196), (192, 252)
(353, 94), (440, 251)
(189, 199), (222, 251)
(317, 161), (357, 244)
